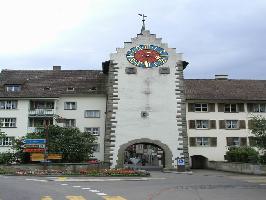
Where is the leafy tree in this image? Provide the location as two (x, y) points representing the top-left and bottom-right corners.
(13, 125), (96, 163)
(249, 115), (266, 152)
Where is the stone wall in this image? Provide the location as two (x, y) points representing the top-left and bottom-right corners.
(208, 161), (266, 175)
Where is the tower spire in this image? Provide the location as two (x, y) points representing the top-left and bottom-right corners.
(138, 14), (147, 33)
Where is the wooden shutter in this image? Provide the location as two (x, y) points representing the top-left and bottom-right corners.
(249, 137), (257, 146)
(247, 103), (254, 112)
(188, 103), (195, 112)
(189, 137), (196, 147)
(210, 137), (217, 147)
(219, 120), (225, 129)
(237, 103), (244, 112)
(248, 120), (254, 129)
(239, 120), (246, 129)
(208, 103), (215, 112)
(240, 137), (247, 146)
(226, 137), (233, 146)
(189, 120), (196, 129)
(218, 104), (224, 112)
(210, 120), (216, 129)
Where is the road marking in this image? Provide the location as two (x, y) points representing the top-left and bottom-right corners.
(61, 183), (68, 186)
(41, 196), (53, 200)
(66, 196), (86, 200)
(103, 196), (127, 200)
(26, 178), (47, 182)
(89, 189), (100, 192)
(97, 193), (107, 196)
(81, 187), (91, 190)
(72, 185), (81, 188)
(58, 177), (67, 181)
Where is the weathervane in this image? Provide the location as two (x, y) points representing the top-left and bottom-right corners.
(138, 14), (147, 33)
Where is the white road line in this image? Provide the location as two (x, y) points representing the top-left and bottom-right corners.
(72, 186), (81, 188)
(89, 190), (100, 193)
(97, 193), (107, 196)
(82, 188), (91, 190)
(61, 183), (68, 186)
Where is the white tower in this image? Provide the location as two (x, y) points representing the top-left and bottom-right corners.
(104, 18), (188, 169)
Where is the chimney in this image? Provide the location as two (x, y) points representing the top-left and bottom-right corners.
(53, 66), (61, 71)
(215, 74), (228, 80)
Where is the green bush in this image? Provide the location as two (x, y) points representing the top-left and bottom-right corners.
(0, 152), (15, 164)
(226, 146), (259, 163)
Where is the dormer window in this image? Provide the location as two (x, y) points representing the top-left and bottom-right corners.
(5, 85), (21, 92)
(67, 87), (75, 91)
(44, 87), (51, 91)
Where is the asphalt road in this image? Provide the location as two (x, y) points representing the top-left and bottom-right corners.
(1, 170), (266, 200)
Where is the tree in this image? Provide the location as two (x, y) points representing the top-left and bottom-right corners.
(13, 125), (96, 163)
(249, 115), (266, 152)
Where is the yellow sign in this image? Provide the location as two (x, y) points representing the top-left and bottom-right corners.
(30, 153), (62, 161)
(31, 153), (44, 161)
(48, 154), (62, 160)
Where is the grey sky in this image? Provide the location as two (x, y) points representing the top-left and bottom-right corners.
(0, 0), (265, 79)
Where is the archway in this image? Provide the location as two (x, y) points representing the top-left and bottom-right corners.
(116, 138), (173, 169)
(191, 155), (208, 169)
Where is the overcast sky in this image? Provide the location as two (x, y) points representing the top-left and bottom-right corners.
(0, 0), (265, 79)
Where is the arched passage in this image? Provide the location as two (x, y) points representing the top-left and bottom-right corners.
(116, 138), (173, 169)
(191, 155), (208, 169)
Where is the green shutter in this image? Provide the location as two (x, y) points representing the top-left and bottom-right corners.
(188, 103), (195, 112)
(218, 104), (224, 112)
(237, 103), (244, 112)
(189, 137), (196, 147)
(210, 137), (217, 147)
(210, 120), (216, 129)
(240, 137), (247, 146)
(189, 120), (196, 129)
(239, 120), (246, 129)
(208, 103), (215, 112)
(219, 120), (225, 129)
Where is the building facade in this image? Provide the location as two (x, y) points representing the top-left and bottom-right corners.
(0, 29), (265, 169)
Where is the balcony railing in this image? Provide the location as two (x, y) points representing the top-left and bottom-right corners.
(28, 109), (55, 116)
(27, 127), (45, 133)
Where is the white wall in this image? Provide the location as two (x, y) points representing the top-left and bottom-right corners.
(0, 100), (29, 152)
(56, 96), (106, 160)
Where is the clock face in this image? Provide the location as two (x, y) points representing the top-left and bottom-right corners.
(126, 45), (168, 68)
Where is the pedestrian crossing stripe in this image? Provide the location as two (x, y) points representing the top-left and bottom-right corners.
(66, 196), (86, 200)
(103, 196), (127, 200)
(41, 196), (53, 200)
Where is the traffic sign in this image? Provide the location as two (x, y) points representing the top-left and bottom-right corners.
(23, 148), (45, 153)
(177, 158), (185, 166)
(24, 144), (45, 149)
(23, 139), (46, 144)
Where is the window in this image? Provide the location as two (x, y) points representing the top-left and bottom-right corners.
(224, 104), (237, 112)
(226, 137), (247, 146)
(64, 102), (77, 110)
(196, 120), (209, 129)
(92, 144), (100, 152)
(0, 118), (16, 128)
(0, 137), (14, 146)
(63, 119), (76, 128)
(225, 120), (238, 129)
(5, 85), (21, 92)
(253, 104), (266, 113)
(190, 137), (217, 147)
(67, 87), (75, 91)
(84, 110), (100, 118)
(85, 127), (100, 136)
(0, 100), (17, 109)
(194, 103), (208, 112)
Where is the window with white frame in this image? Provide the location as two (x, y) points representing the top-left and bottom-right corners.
(196, 137), (209, 146)
(0, 100), (17, 109)
(253, 104), (266, 113)
(225, 120), (238, 129)
(5, 85), (21, 92)
(63, 119), (76, 128)
(224, 104), (237, 112)
(194, 103), (208, 112)
(0, 137), (14, 146)
(64, 102), (77, 110)
(196, 120), (209, 129)
(84, 110), (100, 118)
(84, 127), (100, 136)
(92, 144), (100, 152)
(0, 118), (16, 128)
